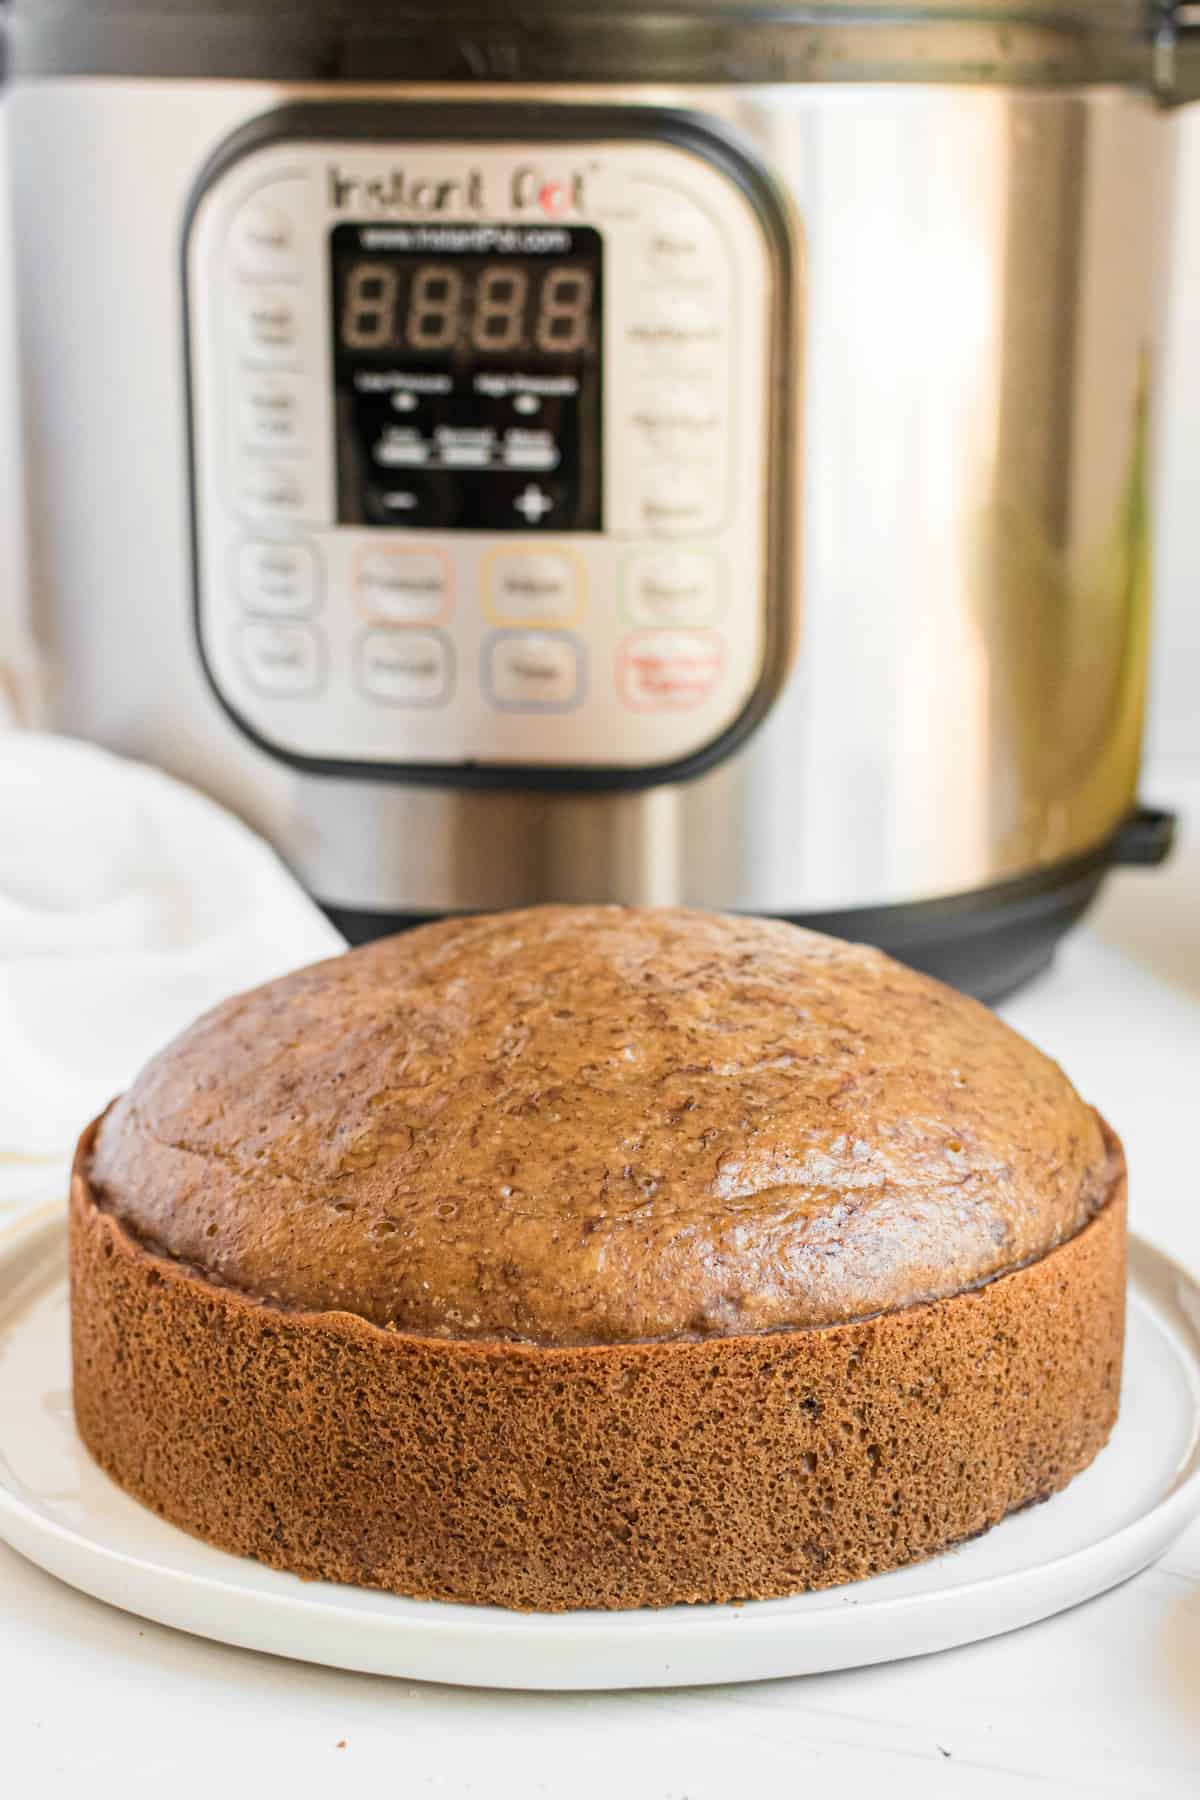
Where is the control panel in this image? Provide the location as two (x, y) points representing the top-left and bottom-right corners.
(185, 108), (791, 780)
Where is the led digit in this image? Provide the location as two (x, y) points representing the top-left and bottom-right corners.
(473, 266), (529, 353)
(535, 268), (593, 354)
(405, 265), (463, 351)
(341, 261), (399, 349)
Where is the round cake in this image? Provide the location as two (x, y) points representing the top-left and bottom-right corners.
(71, 905), (1126, 1611)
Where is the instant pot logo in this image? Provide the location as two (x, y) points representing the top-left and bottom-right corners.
(328, 165), (487, 214)
(510, 164), (587, 216)
(327, 162), (587, 217)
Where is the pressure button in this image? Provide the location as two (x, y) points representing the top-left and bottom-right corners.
(237, 541), (317, 616)
(237, 621), (322, 696)
(357, 629), (452, 706)
(356, 550), (449, 623)
(485, 551), (581, 626)
(642, 203), (720, 285)
(231, 203), (297, 276)
(626, 294), (721, 365)
(227, 178), (308, 279)
(630, 381), (721, 463)
(624, 550), (721, 627)
(639, 465), (720, 536)
(239, 289), (299, 358)
(239, 375), (303, 450)
(236, 463), (311, 520)
(484, 632), (583, 711)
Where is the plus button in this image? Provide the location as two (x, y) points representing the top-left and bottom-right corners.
(514, 484), (554, 524)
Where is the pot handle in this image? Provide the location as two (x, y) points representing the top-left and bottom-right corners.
(1107, 805), (1177, 867)
(1158, 2), (1200, 103)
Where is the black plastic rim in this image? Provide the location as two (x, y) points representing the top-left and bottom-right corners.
(6, 1), (1162, 89)
(319, 805), (1176, 1005)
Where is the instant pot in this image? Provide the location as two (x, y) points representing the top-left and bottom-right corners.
(5, 1), (1192, 997)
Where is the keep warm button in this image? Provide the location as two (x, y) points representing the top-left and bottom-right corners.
(618, 630), (724, 711)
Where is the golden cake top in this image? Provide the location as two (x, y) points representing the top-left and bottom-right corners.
(89, 905), (1115, 1344)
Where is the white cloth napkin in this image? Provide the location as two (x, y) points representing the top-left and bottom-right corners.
(0, 732), (344, 1218)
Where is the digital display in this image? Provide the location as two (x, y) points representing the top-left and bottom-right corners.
(339, 259), (594, 356)
(330, 223), (603, 532)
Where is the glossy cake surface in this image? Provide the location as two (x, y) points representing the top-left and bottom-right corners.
(72, 908), (1127, 1610)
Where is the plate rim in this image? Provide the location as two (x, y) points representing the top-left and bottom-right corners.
(2, 1205), (1199, 1673)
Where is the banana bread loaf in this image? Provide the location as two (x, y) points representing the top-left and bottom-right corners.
(71, 905), (1125, 1610)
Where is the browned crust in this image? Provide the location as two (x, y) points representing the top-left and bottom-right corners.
(70, 1117), (1127, 1613)
(87, 907), (1118, 1346)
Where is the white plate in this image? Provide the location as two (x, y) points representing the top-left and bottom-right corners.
(2, 1208), (1199, 1691)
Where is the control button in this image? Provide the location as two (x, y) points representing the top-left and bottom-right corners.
(623, 550), (721, 627)
(513, 483), (555, 524)
(484, 631), (584, 711)
(356, 549), (449, 623)
(239, 374), (303, 450)
(236, 540), (317, 616)
(485, 551), (581, 626)
(618, 630), (724, 711)
(626, 295), (721, 361)
(367, 482), (433, 525)
(239, 289), (299, 358)
(638, 466), (720, 536)
(237, 620), (322, 696)
(630, 382), (722, 462)
(357, 628), (453, 707)
(502, 429), (559, 473)
(643, 204), (720, 283)
(374, 427), (429, 468)
(431, 424), (496, 469)
(236, 463), (311, 520)
(231, 202), (296, 276)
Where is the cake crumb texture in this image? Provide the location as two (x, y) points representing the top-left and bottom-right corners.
(71, 1129), (1125, 1613)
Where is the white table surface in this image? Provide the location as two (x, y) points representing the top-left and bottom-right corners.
(2, 780), (1198, 1800)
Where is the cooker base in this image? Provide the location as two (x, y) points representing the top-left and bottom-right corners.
(320, 806), (1174, 1005)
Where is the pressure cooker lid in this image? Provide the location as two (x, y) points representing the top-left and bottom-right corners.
(7, 0), (1186, 91)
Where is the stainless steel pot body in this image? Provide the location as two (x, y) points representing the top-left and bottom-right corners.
(7, 77), (1175, 915)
